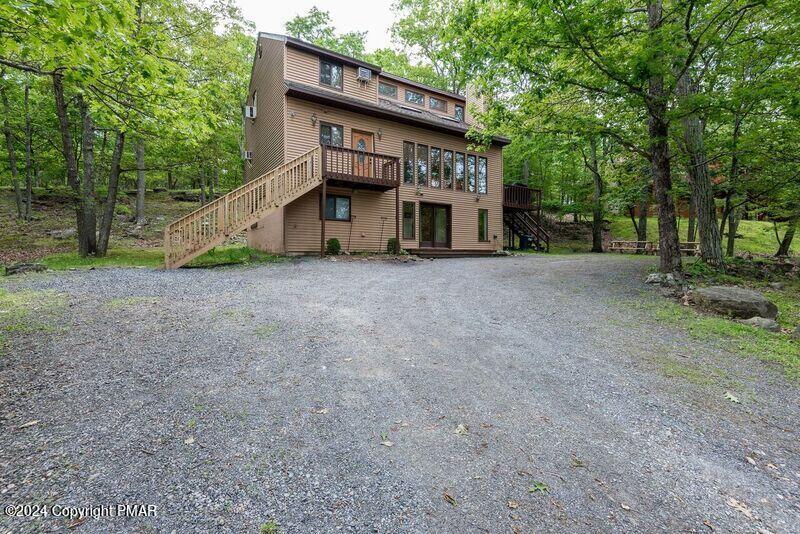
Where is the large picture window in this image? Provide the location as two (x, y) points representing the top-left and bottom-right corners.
(478, 157), (488, 194)
(324, 194), (350, 221)
(320, 123), (344, 147)
(478, 209), (488, 241)
(402, 201), (415, 239)
(430, 147), (441, 188)
(443, 150), (453, 189)
(403, 141), (415, 184)
(416, 144), (428, 186)
(319, 59), (343, 89)
(405, 90), (424, 105)
(455, 152), (465, 191)
(467, 154), (476, 193)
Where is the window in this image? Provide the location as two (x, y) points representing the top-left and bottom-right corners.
(405, 90), (424, 106)
(478, 209), (488, 241)
(402, 201), (415, 239)
(429, 96), (447, 112)
(455, 104), (464, 122)
(324, 194), (350, 221)
(257, 43), (262, 59)
(467, 154), (476, 192)
(319, 59), (343, 90)
(478, 157), (488, 194)
(403, 141), (415, 184)
(455, 152), (465, 191)
(379, 82), (398, 98)
(443, 150), (453, 189)
(252, 91), (257, 109)
(430, 147), (441, 188)
(319, 123), (344, 147)
(416, 144), (428, 186)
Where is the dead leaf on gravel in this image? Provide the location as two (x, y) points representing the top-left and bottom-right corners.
(67, 516), (88, 529)
(703, 519), (715, 531)
(725, 497), (754, 519)
(311, 407), (329, 414)
(745, 456), (756, 465)
(620, 503), (631, 511)
(18, 420), (39, 429)
(380, 440), (394, 447)
(184, 436), (195, 445)
(453, 424), (469, 435)
(507, 500), (519, 509)
(343, 358), (352, 362)
(443, 491), (457, 506)
(570, 455), (586, 468)
(480, 422), (493, 429)
(724, 391), (740, 404)
(511, 525), (521, 534)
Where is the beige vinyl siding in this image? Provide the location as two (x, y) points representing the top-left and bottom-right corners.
(282, 96), (503, 253)
(284, 47), (377, 104)
(244, 36), (286, 182)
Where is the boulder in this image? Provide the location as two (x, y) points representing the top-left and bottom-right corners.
(4, 263), (47, 276)
(740, 317), (780, 332)
(691, 286), (778, 319)
(645, 272), (681, 287)
(769, 282), (786, 290)
(48, 228), (77, 240)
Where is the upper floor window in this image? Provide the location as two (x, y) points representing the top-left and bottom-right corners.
(416, 144), (428, 186)
(429, 96), (447, 112)
(320, 123), (344, 147)
(478, 157), (488, 194)
(467, 154), (476, 192)
(455, 152), (465, 191)
(405, 90), (424, 106)
(379, 82), (398, 99)
(455, 104), (464, 122)
(319, 59), (343, 90)
(403, 141), (415, 184)
(443, 150), (453, 189)
(430, 147), (441, 188)
(252, 91), (257, 108)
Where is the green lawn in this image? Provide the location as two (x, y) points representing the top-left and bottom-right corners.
(610, 217), (797, 256)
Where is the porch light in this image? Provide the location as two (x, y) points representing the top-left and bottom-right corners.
(311, 112), (317, 126)
(377, 128), (383, 140)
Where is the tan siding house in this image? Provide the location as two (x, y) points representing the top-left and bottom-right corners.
(242, 32), (512, 256)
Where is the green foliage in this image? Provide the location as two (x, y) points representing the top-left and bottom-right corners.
(286, 7), (367, 58)
(114, 203), (132, 217)
(259, 520), (279, 534)
(185, 246), (287, 268)
(41, 248), (165, 270)
(387, 238), (401, 255)
(0, 288), (65, 356)
(326, 238), (341, 255)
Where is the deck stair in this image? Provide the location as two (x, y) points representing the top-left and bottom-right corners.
(503, 210), (550, 252)
(164, 146), (322, 268)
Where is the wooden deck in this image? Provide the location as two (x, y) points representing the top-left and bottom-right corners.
(322, 144), (400, 191)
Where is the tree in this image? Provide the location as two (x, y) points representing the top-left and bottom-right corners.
(286, 7), (368, 59)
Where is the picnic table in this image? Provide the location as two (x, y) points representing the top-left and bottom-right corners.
(609, 240), (700, 255)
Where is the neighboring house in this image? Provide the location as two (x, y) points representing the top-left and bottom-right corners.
(164, 33), (544, 268)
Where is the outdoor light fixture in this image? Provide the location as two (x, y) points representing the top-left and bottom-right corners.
(311, 112), (317, 126)
(377, 128), (383, 140)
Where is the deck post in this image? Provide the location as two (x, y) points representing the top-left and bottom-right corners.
(395, 181), (400, 249)
(320, 177), (327, 257)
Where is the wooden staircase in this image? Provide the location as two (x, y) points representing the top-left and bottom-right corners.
(503, 210), (550, 252)
(164, 147), (322, 268)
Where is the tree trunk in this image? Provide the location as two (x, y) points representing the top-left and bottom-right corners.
(23, 82), (33, 220)
(727, 207), (741, 257)
(648, 0), (681, 273)
(588, 137), (603, 253)
(776, 221), (796, 257)
(1, 81), (22, 218)
(677, 73), (722, 266)
(636, 179), (649, 253)
(199, 171), (206, 205)
(687, 192), (696, 242)
(78, 95), (97, 256)
(135, 138), (146, 225)
(97, 131), (126, 256)
(52, 72), (84, 248)
(212, 166), (220, 200)
(167, 170), (175, 190)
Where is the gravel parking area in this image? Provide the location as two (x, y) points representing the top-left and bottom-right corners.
(1, 254), (798, 532)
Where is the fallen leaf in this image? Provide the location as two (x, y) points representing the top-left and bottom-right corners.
(343, 358), (352, 362)
(703, 519), (715, 531)
(311, 407), (329, 415)
(67, 516), (88, 529)
(380, 440), (394, 447)
(454, 424), (469, 435)
(511, 525), (521, 534)
(766, 463), (778, 470)
(745, 456), (756, 465)
(726, 497), (754, 519)
(18, 420), (39, 429)
(724, 391), (740, 404)
(507, 500), (519, 509)
(480, 423), (493, 429)
(443, 491), (457, 506)
(570, 456), (586, 468)
(620, 503), (631, 511)
(529, 481), (549, 494)
(184, 436), (195, 445)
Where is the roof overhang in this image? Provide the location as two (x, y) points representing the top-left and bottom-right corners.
(284, 81), (510, 147)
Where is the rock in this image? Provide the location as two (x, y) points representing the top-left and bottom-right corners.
(4, 263), (47, 276)
(645, 272), (681, 287)
(769, 282), (785, 290)
(740, 317), (780, 332)
(691, 286), (778, 319)
(48, 228), (77, 240)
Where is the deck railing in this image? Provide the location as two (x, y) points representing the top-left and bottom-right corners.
(503, 184), (542, 211)
(164, 146), (322, 268)
(322, 144), (400, 188)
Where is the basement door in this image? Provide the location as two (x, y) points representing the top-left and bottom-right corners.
(419, 203), (451, 248)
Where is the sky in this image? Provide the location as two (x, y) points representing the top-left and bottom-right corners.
(235, 0), (397, 51)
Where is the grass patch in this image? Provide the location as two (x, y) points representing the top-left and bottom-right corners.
(653, 355), (731, 387)
(105, 296), (161, 309)
(253, 324), (278, 339)
(41, 248), (165, 270)
(610, 216), (797, 256)
(0, 288), (65, 356)
(184, 246), (287, 268)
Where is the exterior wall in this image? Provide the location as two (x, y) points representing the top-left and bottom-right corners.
(284, 47), (378, 104)
(244, 35), (286, 182)
(377, 75), (465, 123)
(247, 207), (285, 253)
(281, 96), (503, 254)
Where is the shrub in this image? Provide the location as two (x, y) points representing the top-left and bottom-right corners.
(325, 238), (341, 255)
(387, 237), (401, 255)
(114, 203), (132, 216)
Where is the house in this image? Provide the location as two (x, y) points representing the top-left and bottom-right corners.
(163, 33), (545, 268)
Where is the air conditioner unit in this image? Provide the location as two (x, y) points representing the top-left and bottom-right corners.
(245, 106), (257, 119)
(356, 67), (372, 82)
(243, 150), (253, 160)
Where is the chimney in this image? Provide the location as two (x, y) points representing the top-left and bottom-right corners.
(464, 82), (486, 127)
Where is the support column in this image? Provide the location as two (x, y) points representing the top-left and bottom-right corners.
(320, 178), (326, 257)
(395, 185), (400, 250)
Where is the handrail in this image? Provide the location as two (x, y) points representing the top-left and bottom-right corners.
(164, 146), (322, 268)
(322, 144), (400, 187)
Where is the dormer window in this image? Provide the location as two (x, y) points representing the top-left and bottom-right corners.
(430, 96), (447, 112)
(319, 59), (343, 90)
(379, 82), (398, 99)
(455, 104), (464, 122)
(405, 90), (424, 106)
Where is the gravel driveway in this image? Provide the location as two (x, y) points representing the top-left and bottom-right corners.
(1, 254), (798, 533)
